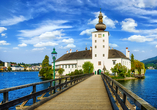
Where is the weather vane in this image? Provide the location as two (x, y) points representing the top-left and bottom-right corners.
(100, 8), (101, 12)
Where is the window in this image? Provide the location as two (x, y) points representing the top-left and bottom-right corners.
(98, 61), (101, 65)
(72, 65), (73, 68)
(103, 40), (105, 42)
(103, 45), (105, 48)
(95, 45), (97, 48)
(75, 64), (77, 68)
(103, 34), (105, 37)
(68, 65), (70, 68)
(95, 54), (97, 57)
(98, 34), (102, 38)
(95, 40), (97, 43)
(113, 60), (116, 65)
(103, 54), (105, 57)
(95, 34), (97, 37)
(65, 65), (67, 68)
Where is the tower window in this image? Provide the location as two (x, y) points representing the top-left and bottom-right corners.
(103, 45), (105, 48)
(98, 61), (101, 65)
(95, 54), (97, 57)
(95, 45), (97, 48)
(103, 54), (105, 57)
(113, 60), (116, 65)
(98, 34), (102, 38)
(103, 40), (105, 42)
(95, 40), (97, 43)
(103, 34), (105, 37)
(95, 34), (97, 37)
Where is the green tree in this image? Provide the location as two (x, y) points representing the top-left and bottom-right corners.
(111, 63), (127, 77)
(39, 55), (52, 79)
(58, 68), (64, 75)
(134, 60), (146, 74)
(82, 61), (94, 73)
(131, 54), (135, 72)
(8, 66), (11, 71)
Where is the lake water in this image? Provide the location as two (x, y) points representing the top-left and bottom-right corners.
(117, 70), (157, 109)
(0, 71), (50, 110)
(0, 70), (157, 109)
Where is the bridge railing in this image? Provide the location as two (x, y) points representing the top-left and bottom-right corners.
(101, 73), (157, 110)
(0, 73), (93, 110)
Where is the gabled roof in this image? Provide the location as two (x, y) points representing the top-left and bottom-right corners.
(108, 49), (129, 59)
(56, 50), (92, 62)
(56, 49), (129, 62)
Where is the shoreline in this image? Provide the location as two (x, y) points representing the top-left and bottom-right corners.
(115, 77), (138, 80)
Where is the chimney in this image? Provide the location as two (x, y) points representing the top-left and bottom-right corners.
(70, 49), (72, 53)
(128, 51), (130, 59)
(90, 46), (92, 51)
(85, 47), (87, 50)
(109, 46), (110, 50)
(67, 51), (68, 54)
(126, 47), (129, 58)
(76, 50), (78, 52)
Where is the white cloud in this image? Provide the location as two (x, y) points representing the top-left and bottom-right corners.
(0, 27), (7, 33)
(1, 33), (6, 37)
(39, 30), (64, 39)
(18, 43), (27, 47)
(18, 20), (71, 37)
(142, 50), (145, 52)
(13, 47), (19, 49)
(0, 40), (10, 45)
(32, 47), (46, 51)
(123, 35), (153, 42)
(121, 18), (139, 32)
(65, 44), (76, 48)
(60, 44), (76, 49)
(0, 15), (26, 26)
(88, 12), (118, 28)
(34, 42), (58, 47)
(133, 49), (139, 52)
(109, 43), (118, 48)
(62, 38), (74, 44)
(80, 28), (96, 36)
(156, 45), (157, 48)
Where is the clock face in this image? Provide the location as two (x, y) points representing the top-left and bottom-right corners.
(98, 34), (102, 38)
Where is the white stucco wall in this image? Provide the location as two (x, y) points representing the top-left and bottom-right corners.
(53, 59), (92, 75)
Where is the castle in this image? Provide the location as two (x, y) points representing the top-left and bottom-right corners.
(53, 11), (131, 75)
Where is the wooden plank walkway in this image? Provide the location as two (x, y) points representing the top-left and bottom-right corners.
(35, 75), (113, 110)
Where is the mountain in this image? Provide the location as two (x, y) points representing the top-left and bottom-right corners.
(141, 56), (157, 69)
(141, 56), (157, 64)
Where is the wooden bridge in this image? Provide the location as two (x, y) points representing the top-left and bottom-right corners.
(0, 73), (156, 110)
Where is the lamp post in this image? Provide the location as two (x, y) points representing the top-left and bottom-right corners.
(51, 48), (57, 87)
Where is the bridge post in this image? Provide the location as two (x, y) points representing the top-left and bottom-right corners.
(70, 77), (72, 85)
(123, 93), (126, 105)
(3, 92), (8, 103)
(65, 77), (67, 87)
(33, 85), (36, 104)
(59, 79), (61, 91)
(50, 81), (52, 94)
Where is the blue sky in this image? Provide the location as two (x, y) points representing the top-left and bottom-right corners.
(0, 0), (157, 64)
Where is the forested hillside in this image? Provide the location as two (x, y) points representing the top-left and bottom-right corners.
(141, 56), (157, 69)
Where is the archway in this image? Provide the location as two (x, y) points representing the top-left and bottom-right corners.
(97, 69), (101, 75)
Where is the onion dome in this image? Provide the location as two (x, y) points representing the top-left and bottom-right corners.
(95, 11), (106, 31)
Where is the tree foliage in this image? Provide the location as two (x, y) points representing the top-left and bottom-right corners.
(134, 60), (146, 74)
(8, 66), (11, 71)
(39, 55), (52, 79)
(58, 68), (64, 75)
(82, 61), (94, 73)
(66, 69), (84, 76)
(131, 54), (135, 72)
(111, 63), (127, 77)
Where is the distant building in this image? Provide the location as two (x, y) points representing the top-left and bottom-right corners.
(5, 62), (11, 68)
(52, 11), (131, 75)
(11, 66), (24, 71)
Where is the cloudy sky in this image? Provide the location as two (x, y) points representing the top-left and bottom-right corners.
(0, 0), (157, 63)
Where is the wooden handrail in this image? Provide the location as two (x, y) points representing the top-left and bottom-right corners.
(101, 73), (157, 110)
(0, 73), (93, 110)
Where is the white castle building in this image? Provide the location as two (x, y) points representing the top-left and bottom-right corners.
(53, 11), (131, 75)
